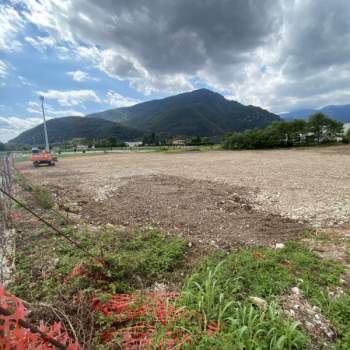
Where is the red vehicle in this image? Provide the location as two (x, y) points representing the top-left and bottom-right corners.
(31, 148), (57, 167)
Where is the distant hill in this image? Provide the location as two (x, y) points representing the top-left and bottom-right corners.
(87, 89), (280, 137)
(281, 104), (350, 123)
(8, 116), (142, 146)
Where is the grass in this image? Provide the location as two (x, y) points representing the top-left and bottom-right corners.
(149, 240), (349, 349)
(11, 225), (187, 301)
(11, 223), (350, 348)
(185, 241), (344, 301)
(187, 303), (307, 349)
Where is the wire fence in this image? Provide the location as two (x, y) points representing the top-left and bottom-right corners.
(0, 153), (16, 286)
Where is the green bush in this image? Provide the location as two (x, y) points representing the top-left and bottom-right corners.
(32, 185), (54, 209)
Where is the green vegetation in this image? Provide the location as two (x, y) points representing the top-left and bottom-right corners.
(94, 137), (126, 148)
(186, 241), (343, 301)
(11, 220), (350, 348)
(32, 185), (54, 209)
(11, 226), (187, 301)
(161, 241), (348, 349)
(223, 113), (344, 150)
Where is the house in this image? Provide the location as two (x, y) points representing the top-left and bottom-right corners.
(126, 141), (143, 147)
(172, 139), (186, 146)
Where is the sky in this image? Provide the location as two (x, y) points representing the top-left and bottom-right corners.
(1, 0), (350, 142)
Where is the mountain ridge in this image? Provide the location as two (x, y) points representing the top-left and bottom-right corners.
(87, 89), (280, 136)
(281, 104), (350, 122)
(8, 116), (142, 146)
(9, 89), (281, 146)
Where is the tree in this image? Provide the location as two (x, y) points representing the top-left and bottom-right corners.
(308, 113), (327, 144)
(0, 142), (5, 151)
(223, 115), (342, 150)
(308, 113), (343, 144)
(201, 137), (213, 145)
(142, 132), (159, 146)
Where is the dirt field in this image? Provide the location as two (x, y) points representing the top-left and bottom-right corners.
(18, 145), (350, 249)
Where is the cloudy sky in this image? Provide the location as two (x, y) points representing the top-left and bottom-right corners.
(1, 0), (350, 142)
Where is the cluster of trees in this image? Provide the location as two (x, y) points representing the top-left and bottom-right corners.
(142, 132), (160, 146)
(186, 136), (214, 146)
(64, 137), (126, 150)
(0, 142), (5, 151)
(223, 113), (344, 150)
(142, 132), (215, 146)
(94, 137), (126, 148)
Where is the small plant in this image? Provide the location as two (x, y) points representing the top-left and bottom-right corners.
(32, 185), (54, 209)
(219, 303), (307, 349)
(182, 261), (238, 331)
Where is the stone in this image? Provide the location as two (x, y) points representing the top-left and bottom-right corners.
(249, 296), (267, 311)
(275, 243), (285, 249)
(291, 287), (301, 295)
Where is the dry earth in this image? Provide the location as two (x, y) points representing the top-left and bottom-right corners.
(18, 145), (350, 249)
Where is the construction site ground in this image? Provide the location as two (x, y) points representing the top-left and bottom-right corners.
(17, 145), (350, 250)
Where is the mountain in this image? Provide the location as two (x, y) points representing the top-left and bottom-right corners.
(87, 89), (280, 136)
(281, 104), (350, 123)
(8, 116), (142, 146)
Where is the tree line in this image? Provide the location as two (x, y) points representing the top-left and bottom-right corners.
(223, 113), (346, 150)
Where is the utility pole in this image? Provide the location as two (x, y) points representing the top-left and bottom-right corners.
(40, 95), (49, 151)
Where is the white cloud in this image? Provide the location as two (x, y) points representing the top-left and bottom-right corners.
(0, 101), (85, 142)
(25, 35), (56, 52)
(0, 116), (44, 142)
(37, 89), (101, 106)
(105, 91), (140, 108)
(0, 4), (24, 52)
(0, 60), (8, 79)
(18, 75), (35, 87)
(66, 70), (97, 82)
(26, 101), (84, 117)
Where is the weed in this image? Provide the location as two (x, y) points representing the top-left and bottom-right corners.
(167, 241), (348, 349)
(175, 263), (308, 349)
(11, 225), (187, 301)
(187, 241), (343, 301)
(182, 261), (238, 331)
(32, 185), (54, 209)
(15, 172), (34, 192)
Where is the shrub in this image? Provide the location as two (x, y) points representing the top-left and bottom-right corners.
(32, 185), (54, 209)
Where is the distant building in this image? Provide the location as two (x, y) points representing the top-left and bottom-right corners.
(126, 141), (143, 147)
(343, 123), (350, 134)
(172, 139), (186, 146)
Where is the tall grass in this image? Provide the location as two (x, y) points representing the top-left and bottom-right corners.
(179, 260), (308, 349)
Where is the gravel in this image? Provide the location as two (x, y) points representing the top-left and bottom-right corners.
(20, 145), (350, 230)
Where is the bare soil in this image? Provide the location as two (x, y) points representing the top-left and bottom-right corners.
(18, 145), (350, 248)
